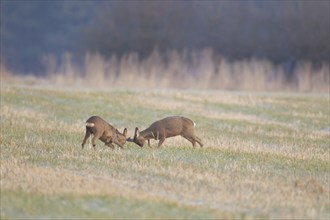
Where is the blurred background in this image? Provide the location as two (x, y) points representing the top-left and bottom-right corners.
(1, 1), (329, 91)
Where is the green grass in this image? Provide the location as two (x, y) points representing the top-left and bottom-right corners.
(1, 190), (228, 219)
(1, 84), (329, 219)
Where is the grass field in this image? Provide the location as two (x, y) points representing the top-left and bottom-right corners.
(1, 84), (329, 219)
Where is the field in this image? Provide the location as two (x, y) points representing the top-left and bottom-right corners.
(1, 84), (329, 219)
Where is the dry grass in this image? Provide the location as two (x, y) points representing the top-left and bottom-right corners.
(1, 84), (329, 219)
(2, 49), (330, 92)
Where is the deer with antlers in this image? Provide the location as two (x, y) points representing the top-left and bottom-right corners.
(127, 116), (203, 148)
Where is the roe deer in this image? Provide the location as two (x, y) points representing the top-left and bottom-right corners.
(127, 116), (203, 148)
(81, 116), (127, 149)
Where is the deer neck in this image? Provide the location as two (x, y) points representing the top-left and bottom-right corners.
(139, 128), (156, 139)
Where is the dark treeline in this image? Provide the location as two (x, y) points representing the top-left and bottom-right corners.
(1, 1), (101, 74)
(1, 1), (329, 75)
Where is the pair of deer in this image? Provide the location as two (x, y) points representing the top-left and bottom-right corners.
(81, 115), (203, 149)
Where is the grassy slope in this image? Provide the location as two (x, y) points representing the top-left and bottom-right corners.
(1, 85), (329, 219)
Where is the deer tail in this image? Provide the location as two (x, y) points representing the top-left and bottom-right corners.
(86, 122), (95, 127)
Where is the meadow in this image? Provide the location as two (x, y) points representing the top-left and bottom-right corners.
(1, 84), (329, 219)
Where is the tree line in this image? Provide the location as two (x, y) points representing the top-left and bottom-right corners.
(1, 1), (329, 75)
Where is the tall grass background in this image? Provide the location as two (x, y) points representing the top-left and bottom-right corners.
(1, 48), (329, 92)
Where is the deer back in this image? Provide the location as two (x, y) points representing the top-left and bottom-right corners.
(143, 116), (194, 138)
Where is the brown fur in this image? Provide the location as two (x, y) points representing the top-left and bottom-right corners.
(127, 116), (203, 148)
(81, 116), (127, 149)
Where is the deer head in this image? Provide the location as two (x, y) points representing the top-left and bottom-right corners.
(127, 127), (145, 147)
(115, 128), (128, 147)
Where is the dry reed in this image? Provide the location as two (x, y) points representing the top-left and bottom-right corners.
(1, 49), (329, 92)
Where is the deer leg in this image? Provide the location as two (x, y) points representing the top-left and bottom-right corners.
(183, 133), (204, 148)
(182, 136), (196, 147)
(115, 142), (124, 149)
(91, 134), (101, 149)
(148, 139), (151, 147)
(105, 139), (115, 149)
(82, 129), (91, 149)
(157, 138), (165, 147)
(195, 136), (204, 147)
(107, 143), (115, 149)
(182, 129), (203, 148)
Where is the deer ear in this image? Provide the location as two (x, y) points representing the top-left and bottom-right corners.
(134, 127), (139, 138)
(123, 128), (127, 136)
